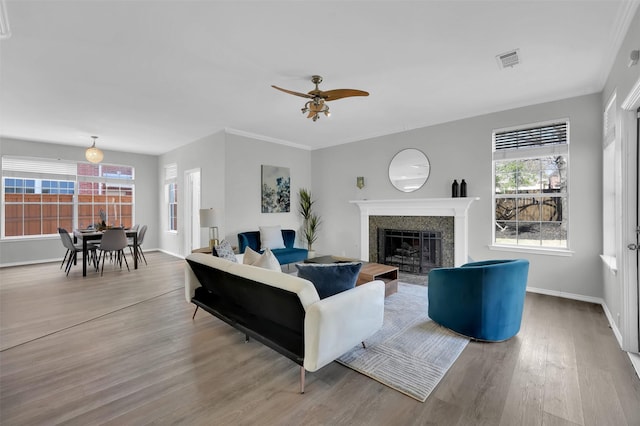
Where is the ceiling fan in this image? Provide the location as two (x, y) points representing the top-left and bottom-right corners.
(272, 75), (369, 122)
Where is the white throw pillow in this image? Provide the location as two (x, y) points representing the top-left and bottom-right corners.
(214, 239), (238, 263)
(243, 247), (281, 271)
(259, 225), (285, 250)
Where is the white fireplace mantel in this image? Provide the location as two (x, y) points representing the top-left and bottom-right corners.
(349, 198), (479, 267)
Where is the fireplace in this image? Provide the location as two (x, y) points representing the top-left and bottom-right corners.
(349, 198), (479, 267)
(378, 228), (442, 273)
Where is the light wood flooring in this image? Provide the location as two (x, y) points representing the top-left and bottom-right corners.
(1, 252), (639, 425)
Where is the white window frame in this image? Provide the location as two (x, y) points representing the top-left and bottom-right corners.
(1, 156), (135, 240)
(490, 119), (572, 255)
(165, 164), (178, 233)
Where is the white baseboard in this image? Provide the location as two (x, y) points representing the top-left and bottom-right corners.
(0, 248), (162, 268)
(600, 299), (624, 347)
(629, 353), (640, 379)
(156, 248), (184, 259)
(0, 257), (63, 268)
(526, 286), (604, 305)
(527, 286), (636, 374)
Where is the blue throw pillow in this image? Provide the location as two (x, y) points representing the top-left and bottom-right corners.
(295, 262), (362, 299)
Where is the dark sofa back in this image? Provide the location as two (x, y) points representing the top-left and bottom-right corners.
(186, 258), (305, 363)
(238, 229), (296, 253)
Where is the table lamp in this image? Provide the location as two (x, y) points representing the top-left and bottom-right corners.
(199, 208), (219, 249)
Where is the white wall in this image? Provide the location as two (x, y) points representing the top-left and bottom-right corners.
(156, 131), (312, 256)
(0, 137), (159, 266)
(312, 93), (603, 299)
(158, 131), (226, 258)
(225, 133), (311, 248)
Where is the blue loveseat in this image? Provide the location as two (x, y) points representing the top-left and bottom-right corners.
(238, 229), (308, 265)
(428, 259), (530, 342)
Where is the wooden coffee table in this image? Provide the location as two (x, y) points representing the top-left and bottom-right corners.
(356, 262), (398, 297)
(305, 255), (398, 297)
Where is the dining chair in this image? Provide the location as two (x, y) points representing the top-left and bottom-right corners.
(96, 229), (130, 276)
(128, 224), (147, 266)
(58, 228), (96, 276)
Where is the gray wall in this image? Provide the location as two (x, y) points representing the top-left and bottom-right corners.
(158, 131), (226, 257)
(601, 7), (640, 334)
(225, 133), (311, 248)
(312, 93), (603, 299)
(157, 131), (312, 257)
(0, 137), (158, 266)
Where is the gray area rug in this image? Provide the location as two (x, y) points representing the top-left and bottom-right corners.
(336, 283), (469, 402)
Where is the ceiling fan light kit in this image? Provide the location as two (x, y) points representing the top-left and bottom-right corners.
(272, 75), (368, 122)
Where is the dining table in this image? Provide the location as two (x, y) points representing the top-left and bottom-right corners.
(73, 229), (138, 276)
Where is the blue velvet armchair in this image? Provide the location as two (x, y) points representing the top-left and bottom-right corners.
(427, 259), (530, 342)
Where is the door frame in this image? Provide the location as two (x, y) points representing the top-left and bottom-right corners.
(620, 79), (640, 353)
(183, 168), (201, 256)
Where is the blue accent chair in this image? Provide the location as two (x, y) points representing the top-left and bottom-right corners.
(237, 229), (308, 265)
(428, 259), (530, 341)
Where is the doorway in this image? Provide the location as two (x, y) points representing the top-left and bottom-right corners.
(184, 168), (201, 256)
(620, 81), (640, 358)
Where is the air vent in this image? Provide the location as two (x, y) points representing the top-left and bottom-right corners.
(496, 49), (520, 69)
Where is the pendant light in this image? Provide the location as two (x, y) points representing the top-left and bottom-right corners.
(85, 135), (104, 164)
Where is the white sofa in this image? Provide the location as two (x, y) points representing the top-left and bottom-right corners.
(185, 253), (385, 392)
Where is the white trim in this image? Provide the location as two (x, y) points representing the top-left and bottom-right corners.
(0, 256), (69, 268)
(489, 244), (574, 256)
(599, 0), (640, 88)
(225, 128), (311, 151)
(526, 286), (603, 305)
(619, 95), (640, 353)
(601, 297), (624, 347)
(349, 198), (479, 266)
(527, 286), (626, 345)
(621, 77), (640, 110)
(156, 248), (184, 259)
(600, 254), (618, 274)
(629, 353), (640, 379)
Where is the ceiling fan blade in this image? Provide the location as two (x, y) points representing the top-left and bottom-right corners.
(271, 85), (314, 99)
(321, 89), (369, 101)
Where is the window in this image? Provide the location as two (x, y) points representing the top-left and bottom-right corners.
(602, 93), (619, 270)
(2, 156), (135, 238)
(77, 163), (134, 229)
(165, 164), (177, 232)
(492, 120), (569, 250)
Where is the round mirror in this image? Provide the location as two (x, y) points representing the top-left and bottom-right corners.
(388, 148), (430, 192)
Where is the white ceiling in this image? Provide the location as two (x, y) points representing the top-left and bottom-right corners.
(0, 1), (637, 155)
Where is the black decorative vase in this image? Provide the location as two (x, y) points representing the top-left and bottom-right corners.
(452, 179), (459, 198)
(460, 179), (467, 197)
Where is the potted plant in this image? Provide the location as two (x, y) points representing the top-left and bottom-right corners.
(298, 188), (321, 256)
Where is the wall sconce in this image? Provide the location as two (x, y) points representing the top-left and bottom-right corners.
(629, 50), (639, 68)
(356, 176), (365, 189)
(199, 208), (219, 249)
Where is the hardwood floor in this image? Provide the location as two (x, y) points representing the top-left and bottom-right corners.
(1, 252), (639, 425)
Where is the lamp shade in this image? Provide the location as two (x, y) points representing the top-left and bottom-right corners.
(199, 208), (216, 227)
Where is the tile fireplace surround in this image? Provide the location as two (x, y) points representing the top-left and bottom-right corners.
(350, 198), (479, 267)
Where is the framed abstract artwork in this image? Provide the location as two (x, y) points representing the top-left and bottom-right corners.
(261, 165), (290, 213)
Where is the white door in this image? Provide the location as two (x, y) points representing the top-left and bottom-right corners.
(184, 169), (201, 256)
(621, 83), (640, 354)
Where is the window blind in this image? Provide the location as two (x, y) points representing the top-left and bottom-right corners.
(2, 156), (77, 180)
(165, 164), (177, 181)
(494, 122), (568, 151)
